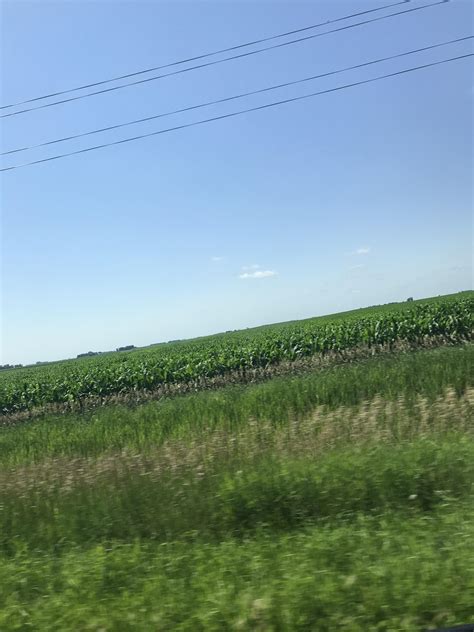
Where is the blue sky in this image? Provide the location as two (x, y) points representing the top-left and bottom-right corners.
(1, 0), (472, 365)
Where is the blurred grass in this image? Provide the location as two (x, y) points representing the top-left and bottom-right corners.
(1, 434), (472, 553)
(1, 505), (473, 631)
(0, 344), (472, 630)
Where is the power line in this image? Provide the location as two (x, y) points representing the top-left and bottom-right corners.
(0, 0), (408, 111)
(1, 0), (448, 119)
(3, 36), (471, 157)
(2, 54), (471, 173)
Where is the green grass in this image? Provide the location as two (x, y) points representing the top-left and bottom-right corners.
(1, 344), (472, 465)
(0, 343), (472, 630)
(1, 506), (473, 631)
(1, 435), (473, 553)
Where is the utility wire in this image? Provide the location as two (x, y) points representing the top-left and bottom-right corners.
(0, 0), (408, 111)
(2, 36), (471, 156)
(2, 53), (471, 173)
(1, 0), (448, 119)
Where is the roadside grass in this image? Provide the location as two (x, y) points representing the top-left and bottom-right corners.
(1, 505), (473, 631)
(0, 344), (472, 631)
(1, 433), (472, 553)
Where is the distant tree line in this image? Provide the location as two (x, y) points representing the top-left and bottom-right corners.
(0, 363), (23, 371)
(75, 346), (136, 358)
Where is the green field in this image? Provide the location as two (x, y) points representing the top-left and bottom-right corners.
(0, 291), (472, 417)
(0, 293), (473, 630)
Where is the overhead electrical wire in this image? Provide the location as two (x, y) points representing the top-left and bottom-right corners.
(1, 53), (471, 173)
(0, 0), (409, 111)
(2, 35), (471, 157)
(0, 0), (448, 119)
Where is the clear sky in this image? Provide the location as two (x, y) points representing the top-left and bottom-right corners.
(0, 0), (472, 365)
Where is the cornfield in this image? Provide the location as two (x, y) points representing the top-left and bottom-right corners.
(1, 294), (472, 414)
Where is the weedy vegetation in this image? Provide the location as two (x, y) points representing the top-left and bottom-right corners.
(0, 292), (472, 630)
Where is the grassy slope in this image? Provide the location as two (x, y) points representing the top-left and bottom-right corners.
(1, 344), (471, 464)
(0, 345), (473, 630)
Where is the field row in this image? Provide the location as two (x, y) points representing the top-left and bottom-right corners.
(1, 294), (472, 415)
(1, 344), (472, 464)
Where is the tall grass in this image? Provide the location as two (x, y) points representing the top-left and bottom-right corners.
(1, 344), (472, 465)
(0, 344), (472, 630)
(0, 391), (472, 552)
(1, 505), (473, 631)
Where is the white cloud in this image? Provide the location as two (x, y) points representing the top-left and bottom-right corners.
(239, 270), (277, 279)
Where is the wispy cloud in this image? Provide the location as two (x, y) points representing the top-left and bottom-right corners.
(349, 263), (366, 270)
(346, 247), (370, 256)
(211, 256), (224, 262)
(241, 264), (260, 271)
(239, 269), (277, 279)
